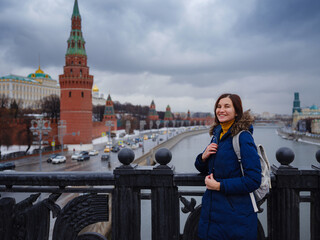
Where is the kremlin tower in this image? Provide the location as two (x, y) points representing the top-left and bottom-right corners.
(148, 100), (159, 121)
(164, 105), (173, 121)
(59, 0), (93, 149)
(104, 94), (117, 132)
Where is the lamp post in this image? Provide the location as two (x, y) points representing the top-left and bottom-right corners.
(140, 120), (146, 153)
(30, 116), (51, 171)
(164, 120), (169, 140)
(58, 120), (67, 155)
(156, 120), (160, 145)
(105, 121), (114, 145)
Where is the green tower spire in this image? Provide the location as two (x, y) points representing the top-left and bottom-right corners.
(72, 0), (80, 18)
(66, 0), (86, 56)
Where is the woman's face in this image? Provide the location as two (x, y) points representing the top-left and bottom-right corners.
(215, 97), (236, 123)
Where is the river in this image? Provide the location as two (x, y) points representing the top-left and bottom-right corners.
(141, 126), (320, 240)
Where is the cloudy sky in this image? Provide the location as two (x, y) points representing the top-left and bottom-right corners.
(0, 0), (319, 115)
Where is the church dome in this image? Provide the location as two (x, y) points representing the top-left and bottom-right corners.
(28, 66), (52, 79)
(310, 104), (318, 110)
(92, 84), (99, 92)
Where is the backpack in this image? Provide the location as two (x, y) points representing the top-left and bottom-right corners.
(232, 130), (271, 213)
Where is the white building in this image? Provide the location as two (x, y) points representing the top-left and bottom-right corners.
(0, 66), (60, 108)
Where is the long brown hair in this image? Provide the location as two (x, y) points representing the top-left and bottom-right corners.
(214, 93), (243, 125)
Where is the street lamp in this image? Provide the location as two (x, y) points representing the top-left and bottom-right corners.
(164, 120), (169, 140)
(58, 120), (67, 155)
(156, 120), (160, 145)
(105, 121), (114, 145)
(140, 120), (146, 153)
(30, 116), (52, 171)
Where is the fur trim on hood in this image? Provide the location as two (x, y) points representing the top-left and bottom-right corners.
(209, 110), (254, 136)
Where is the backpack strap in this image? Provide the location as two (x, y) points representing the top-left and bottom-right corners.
(232, 130), (259, 213)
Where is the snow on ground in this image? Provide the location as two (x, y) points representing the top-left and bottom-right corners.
(0, 145), (38, 155)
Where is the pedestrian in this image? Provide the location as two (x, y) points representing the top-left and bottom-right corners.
(195, 93), (261, 240)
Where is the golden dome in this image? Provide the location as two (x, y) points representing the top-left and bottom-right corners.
(92, 84), (99, 92)
(35, 66), (44, 74)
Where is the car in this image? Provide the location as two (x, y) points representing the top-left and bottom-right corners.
(51, 155), (66, 164)
(0, 162), (16, 171)
(104, 146), (111, 153)
(89, 150), (99, 156)
(47, 154), (59, 163)
(111, 145), (120, 152)
(131, 144), (139, 150)
(71, 153), (81, 160)
(78, 154), (90, 161)
(101, 154), (110, 161)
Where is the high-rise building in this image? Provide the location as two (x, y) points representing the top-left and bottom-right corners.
(59, 0), (93, 149)
(292, 92), (301, 114)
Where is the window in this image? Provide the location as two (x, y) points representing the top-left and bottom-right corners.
(81, 92), (84, 98)
(80, 69), (82, 77)
(69, 91), (72, 97)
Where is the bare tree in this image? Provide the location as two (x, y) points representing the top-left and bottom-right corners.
(40, 94), (60, 120)
(0, 94), (9, 109)
(92, 105), (105, 121)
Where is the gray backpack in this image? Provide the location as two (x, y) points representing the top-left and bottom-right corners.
(232, 130), (271, 212)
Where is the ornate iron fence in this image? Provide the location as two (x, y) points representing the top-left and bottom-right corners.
(0, 147), (320, 240)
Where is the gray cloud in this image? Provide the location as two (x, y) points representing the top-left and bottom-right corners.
(0, 0), (319, 114)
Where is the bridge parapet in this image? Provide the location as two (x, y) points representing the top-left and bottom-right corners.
(0, 148), (320, 240)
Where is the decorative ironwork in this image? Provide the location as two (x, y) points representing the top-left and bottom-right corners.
(0, 148), (319, 239)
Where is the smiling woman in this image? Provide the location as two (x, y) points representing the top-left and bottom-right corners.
(195, 93), (261, 240)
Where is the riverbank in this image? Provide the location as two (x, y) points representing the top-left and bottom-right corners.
(133, 128), (208, 165)
(276, 127), (320, 146)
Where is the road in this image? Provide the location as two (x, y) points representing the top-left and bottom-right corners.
(12, 133), (171, 172)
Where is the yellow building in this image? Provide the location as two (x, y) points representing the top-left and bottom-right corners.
(0, 66), (60, 108)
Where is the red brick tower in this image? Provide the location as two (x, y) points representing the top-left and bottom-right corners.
(59, 0), (93, 149)
(103, 94), (117, 131)
(164, 105), (173, 121)
(147, 100), (159, 121)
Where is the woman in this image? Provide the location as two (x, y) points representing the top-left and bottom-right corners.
(195, 93), (261, 240)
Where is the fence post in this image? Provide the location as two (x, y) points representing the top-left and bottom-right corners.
(151, 148), (180, 240)
(269, 147), (300, 240)
(311, 150), (320, 240)
(112, 148), (141, 240)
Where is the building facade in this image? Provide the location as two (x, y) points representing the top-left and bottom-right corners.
(92, 84), (106, 106)
(292, 92), (320, 133)
(0, 66), (60, 108)
(59, 0), (93, 149)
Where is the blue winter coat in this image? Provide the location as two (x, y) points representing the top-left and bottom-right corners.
(195, 121), (261, 240)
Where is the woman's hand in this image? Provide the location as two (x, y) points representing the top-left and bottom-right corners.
(205, 173), (220, 191)
(202, 143), (218, 161)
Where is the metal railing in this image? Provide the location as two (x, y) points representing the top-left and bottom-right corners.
(0, 147), (320, 240)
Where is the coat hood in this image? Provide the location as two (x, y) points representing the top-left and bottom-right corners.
(209, 110), (254, 136)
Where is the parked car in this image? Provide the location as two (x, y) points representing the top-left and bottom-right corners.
(101, 154), (110, 161)
(89, 150), (99, 156)
(51, 156), (66, 164)
(78, 154), (90, 161)
(0, 162), (16, 171)
(47, 154), (59, 163)
(111, 145), (120, 153)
